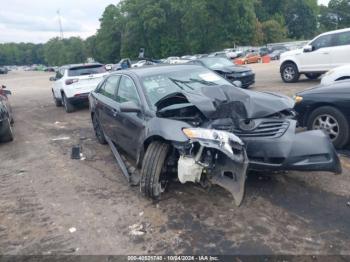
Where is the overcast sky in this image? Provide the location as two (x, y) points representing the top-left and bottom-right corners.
(0, 0), (330, 44)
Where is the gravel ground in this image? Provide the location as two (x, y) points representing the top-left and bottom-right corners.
(0, 62), (350, 255)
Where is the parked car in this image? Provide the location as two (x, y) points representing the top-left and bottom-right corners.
(51, 63), (109, 113)
(0, 85), (14, 142)
(89, 64), (341, 206)
(208, 51), (229, 58)
(132, 60), (157, 68)
(191, 57), (255, 88)
(321, 64), (350, 86)
(280, 28), (350, 83)
(164, 57), (180, 64)
(235, 53), (262, 64)
(0, 67), (8, 74)
(294, 80), (350, 149)
(268, 50), (284, 60)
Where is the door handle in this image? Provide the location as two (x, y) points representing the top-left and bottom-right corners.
(112, 108), (118, 117)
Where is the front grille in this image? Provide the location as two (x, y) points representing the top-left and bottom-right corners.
(233, 120), (289, 138)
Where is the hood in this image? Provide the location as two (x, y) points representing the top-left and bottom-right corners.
(156, 85), (294, 120)
(297, 80), (350, 96)
(281, 49), (302, 58)
(211, 65), (250, 74)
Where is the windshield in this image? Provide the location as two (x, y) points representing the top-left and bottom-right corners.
(68, 65), (106, 76)
(141, 68), (232, 108)
(200, 58), (233, 69)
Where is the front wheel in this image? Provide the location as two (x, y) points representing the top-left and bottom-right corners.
(305, 73), (321, 80)
(280, 62), (300, 83)
(0, 118), (14, 143)
(140, 141), (170, 200)
(307, 106), (349, 149)
(92, 114), (107, 145)
(52, 91), (62, 107)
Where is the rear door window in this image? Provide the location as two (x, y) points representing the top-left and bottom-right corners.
(332, 31), (350, 47)
(98, 75), (120, 100)
(68, 65), (106, 77)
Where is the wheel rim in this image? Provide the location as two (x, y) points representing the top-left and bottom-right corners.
(312, 114), (339, 141)
(283, 66), (295, 81)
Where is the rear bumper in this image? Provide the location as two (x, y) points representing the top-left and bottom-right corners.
(242, 120), (342, 174)
(67, 93), (90, 104)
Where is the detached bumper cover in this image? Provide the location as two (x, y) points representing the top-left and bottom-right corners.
(244, 120), (342, 174)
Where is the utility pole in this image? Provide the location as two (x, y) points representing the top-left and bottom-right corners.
(57, 9), (64, 39)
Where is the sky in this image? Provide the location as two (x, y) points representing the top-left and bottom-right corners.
(0, 0), (330, 44)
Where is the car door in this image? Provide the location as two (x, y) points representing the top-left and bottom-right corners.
(114, 75), (145, 158)
(53, 68), (65, 98)
(330, 31), (350, 68)
(298, 34), (333, 72)
(94, 75), (121, 141)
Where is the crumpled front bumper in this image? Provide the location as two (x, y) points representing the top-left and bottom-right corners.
(243, 120), (342, 174)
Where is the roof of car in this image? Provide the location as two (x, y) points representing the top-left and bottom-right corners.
(319, 27), (350, 37)
(61, 63), (102, 69)
(113, 64), (204, 77)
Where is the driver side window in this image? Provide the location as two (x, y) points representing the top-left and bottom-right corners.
(116, 76), (140, 105)
(311, 35), (333, 51)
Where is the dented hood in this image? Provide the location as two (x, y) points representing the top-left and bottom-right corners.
(156, 85), (294, 119)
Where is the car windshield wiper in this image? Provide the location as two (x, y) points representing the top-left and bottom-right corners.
(168, 78), (194, 90)
(189, 78), (216, 86)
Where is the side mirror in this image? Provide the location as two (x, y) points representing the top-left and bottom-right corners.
(1, 85), (6, 89)
(233, 80), (242, 88)
(303, 45), (313, 53)
(120, 101), (141, 113)
(49, 76), (56, 81)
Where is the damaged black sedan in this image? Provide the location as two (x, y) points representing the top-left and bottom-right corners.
(89, 64), (341, 206)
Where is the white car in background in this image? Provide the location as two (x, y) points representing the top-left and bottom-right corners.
(280, 28), (350, 83)
(321, 64), (350, 86)
(51, 63), (109, 113)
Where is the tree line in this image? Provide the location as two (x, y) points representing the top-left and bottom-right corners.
(0, 0), (349, 66)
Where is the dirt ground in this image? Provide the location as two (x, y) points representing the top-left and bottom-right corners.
(1, 62), (350, 255)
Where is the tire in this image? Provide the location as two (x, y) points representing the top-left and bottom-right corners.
(92, 114), (107, 145)
(0, 118), (14, 143)
(52, 90), (62, 107)
(305, 73), (321, 80)
(140, 141), (170, 200)
(62, 93), (75, 113)
(280, 62), (300, 83)
(307, 106), (349, 149)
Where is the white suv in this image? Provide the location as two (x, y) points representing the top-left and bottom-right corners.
(280, 28), (350, 83)
(51, 63), (109, 112)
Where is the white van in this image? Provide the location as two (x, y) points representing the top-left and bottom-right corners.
(280, 28), (350, 83)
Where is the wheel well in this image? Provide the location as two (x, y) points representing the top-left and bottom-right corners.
(280, 60), (297, 73)
(143, 136), (167, 152)
(304, 103), (338, 126)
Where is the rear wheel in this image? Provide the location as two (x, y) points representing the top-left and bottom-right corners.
(307, 106), (349, 149)
(0, 118), (14, 142)
(305, 73), (321, 80)
(140, 141), (170, 200)
(281, 62), (300, 83)
(92, 114), (107, 145)
(62, 93), (75, 113)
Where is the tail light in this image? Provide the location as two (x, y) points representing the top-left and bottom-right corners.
(65, 79), (79, 85)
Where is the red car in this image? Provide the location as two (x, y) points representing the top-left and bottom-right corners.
(235, 53), (262, 65)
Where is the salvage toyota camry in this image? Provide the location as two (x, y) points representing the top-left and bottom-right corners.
(89, 64), (341, 206)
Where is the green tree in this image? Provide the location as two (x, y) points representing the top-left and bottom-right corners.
(262, 19), (287, 43)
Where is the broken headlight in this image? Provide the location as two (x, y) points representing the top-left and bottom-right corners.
(183, 128), (244, 154)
